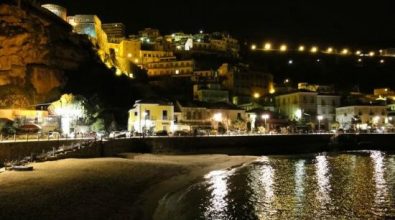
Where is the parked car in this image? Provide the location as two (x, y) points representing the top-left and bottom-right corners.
(109, 131), (128, 139)
(155, 130), (168, 136)
(173, 130), (190, 136)
(48, 131), (60, 139)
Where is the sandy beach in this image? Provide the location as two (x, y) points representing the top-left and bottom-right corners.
(0, 154), (257, 220)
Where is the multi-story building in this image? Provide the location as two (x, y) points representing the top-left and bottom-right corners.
(317, 94), (341, 126)
(128, 100), (174, 134)
(298, 82), (335, 94)
(139, 50), (174, 64)
(175, 101), (246, 132)
(275, 91), (341, 127)
(102, 23), (126, 43)
(336, 105), (387, 130)
(67, 15), (108, 56)
(221, 64), (274, 104)
(145, 58), (194, 77)
(175, 101), (211, 131)
(275, 91), (318, 121)
(193, 83), (229, 103)
(139, 28), (161, 40)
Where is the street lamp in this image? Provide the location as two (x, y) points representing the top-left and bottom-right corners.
(253, 92), (260, 99)
(213, 113), (223, 134)
(262, 114), (270, 133)
(317, 115), (324, 133)
(264, 42), (272, 50)
(280, 44), (287, 52)
(143, 111), (148, 137)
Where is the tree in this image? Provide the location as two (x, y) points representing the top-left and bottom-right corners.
(91, 118), (105, 132)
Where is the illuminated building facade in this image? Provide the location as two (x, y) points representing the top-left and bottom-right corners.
(145, 58), (194, 77)
(175, 101), (246, 132)
(102, 23), (126, 43)
(41, 4), (67, 21)
(275, 92), (318, 121)
(67, 15), (108, 55)
(221, 64), (274, 104)
(128, 100), (174, 134)
(317, 94), (341, 127)
(336, 105), (387, 130)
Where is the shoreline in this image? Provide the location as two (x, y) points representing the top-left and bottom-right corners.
(0, 154), (257, 219)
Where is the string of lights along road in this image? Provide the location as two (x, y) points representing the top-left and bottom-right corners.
(250, 42), (393, 64)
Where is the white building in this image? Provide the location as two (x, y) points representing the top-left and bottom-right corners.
(276, 91), (340, 128)
(317, 94), (341, 126)
(336, 105), (387, 130)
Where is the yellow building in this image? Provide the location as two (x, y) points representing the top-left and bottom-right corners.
(275, 92), (318, 121)
(139, 50), (174, 64)
(67, 15), (109, 60)
(128, 100), (174, 134)
(0, 109), (48, 122)
(145, 58), (194, 77)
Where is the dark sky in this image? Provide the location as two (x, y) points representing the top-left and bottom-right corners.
(43, 0), (395, 47)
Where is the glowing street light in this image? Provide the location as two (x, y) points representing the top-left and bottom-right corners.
(355, 50), (362, 56)
(175, 69), (180, 74)
(373, 116), (380, 124)
(298, 45), (305, 52)
(295, 109), (302, 120)
(380, 59), (385, 64)
(213, 113), (222, 122)
(358, 58), (363, 63)
(317, 115), (324, 132)
(341, 49), (349, 55)
(310, 46), (318, 53)
(264, 42), (272, 50)
(253, 92), (261, 99)
(369, 51), (375, 57)
(326, 47), (333, 53)
(251, 44), (257, 50)
(262, 114), (270, 131)
(280, 44), (287, 52)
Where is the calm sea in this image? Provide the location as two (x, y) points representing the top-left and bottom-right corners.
(155, 151), (395, 219)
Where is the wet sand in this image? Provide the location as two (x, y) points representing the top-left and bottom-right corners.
(0, 154), (257, 220)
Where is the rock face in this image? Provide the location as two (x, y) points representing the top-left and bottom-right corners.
(0, 1), (97, 108)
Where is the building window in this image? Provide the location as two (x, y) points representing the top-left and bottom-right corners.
(134, 112), (138, 116)
(145, 110), (150, 119)
(187, 111), (192, 120)
(163, 110), (168, 120)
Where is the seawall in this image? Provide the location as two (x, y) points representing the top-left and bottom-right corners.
(1, 134), (395, 163)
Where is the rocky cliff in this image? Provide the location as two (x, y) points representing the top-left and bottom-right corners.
(0, 1), (100, 108)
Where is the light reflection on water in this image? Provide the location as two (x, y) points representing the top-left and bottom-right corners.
(203, 170), (233, 219)
(315, 155), (332, 215)
(371, 151), (389, 213)
(294, 160), (305, 210)
(155, 151), (395, 220)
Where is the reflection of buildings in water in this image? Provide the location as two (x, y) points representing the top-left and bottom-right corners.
(315, 155), (332, 210)
(370, 151), (388, 210)
(294, 160), (306, 208)
(203, 169), (233, 220)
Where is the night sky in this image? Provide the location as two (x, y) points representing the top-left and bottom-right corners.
(43, 0), (395, 47)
